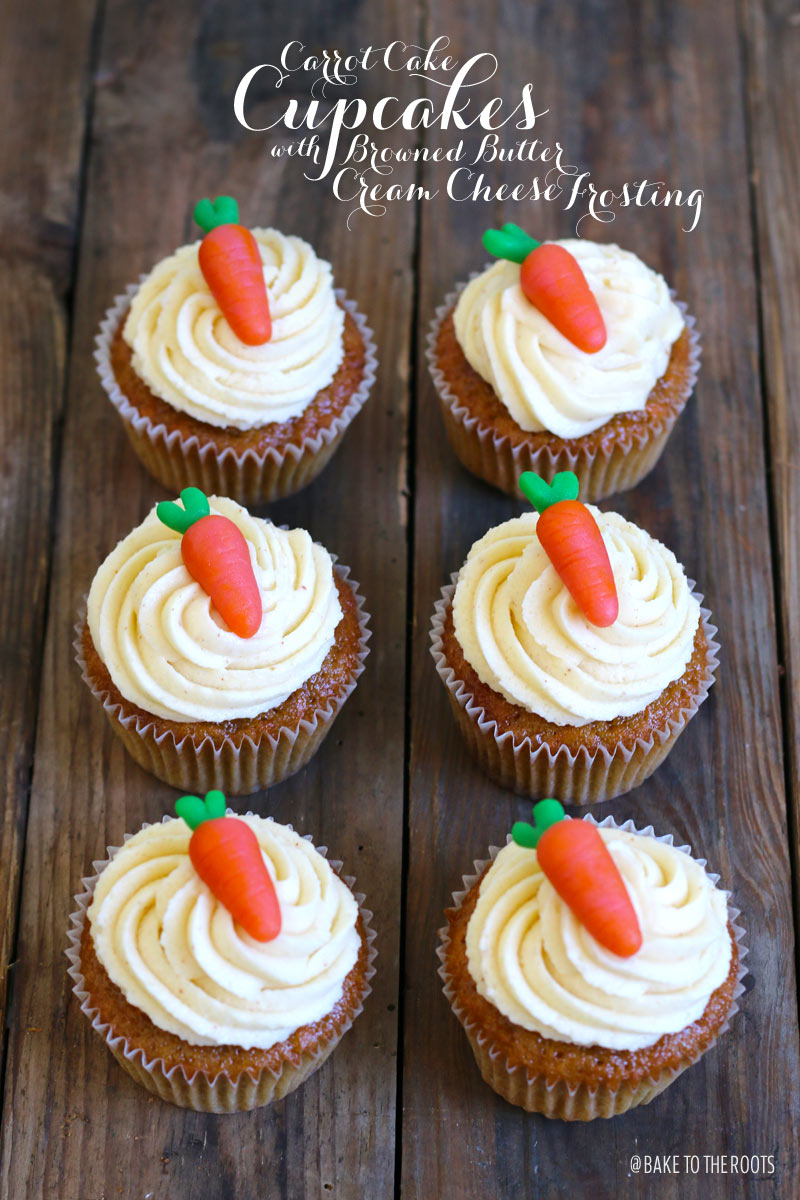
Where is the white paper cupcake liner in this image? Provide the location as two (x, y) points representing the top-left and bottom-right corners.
(95, 283), (378, 504)
(426, 273), (701, 501)
(438, 813), (748, 1120)
(430, 575), (719, 803)
(75, 559), (370, 795)
(66, 815), (377, 1112)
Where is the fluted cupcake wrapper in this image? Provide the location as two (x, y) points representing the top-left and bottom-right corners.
(95, 284), (378, 505)
(430, 576), (719, 804)
(438, 814), (748, 1120)
(75, 559), (370, 795)
(426, 275), (701, 501)
(66, 815), (377, 1112)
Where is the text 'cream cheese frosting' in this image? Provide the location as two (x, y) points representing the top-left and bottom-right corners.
(123, 228), (345, 429)
(452, 509), (700, 727)
(87, 497), (342, 723)
(453, 240), (684, 438)
(87, 816), (361, 1049)
(466, 828), (732, 1051)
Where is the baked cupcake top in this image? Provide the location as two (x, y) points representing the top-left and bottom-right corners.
(452, 474), (699, 726)
(466, 812), (732, 1051)
(123, 224), (345, 430)
(86, 494), (342, 723)
(453, 238), (684, 439)
(87, 805), (361, 1049)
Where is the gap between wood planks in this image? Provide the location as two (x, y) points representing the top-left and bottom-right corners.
(395, 5), (429, 1196)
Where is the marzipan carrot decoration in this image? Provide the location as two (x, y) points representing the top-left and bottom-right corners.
(519, 470), (619, 627)
(194, 195), (271, 345)
(482, 223), (607, 353)
(512, 800), (642, 958)
(176, 791), (282, 942)
(157, 488), (262, 638)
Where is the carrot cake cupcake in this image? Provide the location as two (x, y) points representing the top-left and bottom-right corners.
(75, 489), (369, 793)
(439, 803), (746, 1119)
(96, 196), (377, 503)
(67, 793), (376, 1111)
(430, 471), (718, 802)
(428, 226), (699, 499)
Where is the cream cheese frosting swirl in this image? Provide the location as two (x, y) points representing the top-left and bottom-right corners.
(87, 497), (342, 723)
(452, 240), (684, 438)
(466, 828), (732, 1051)
(452, 510), (700, 726)
(87, 816), (361, 1049)
(122, 228), (345, 429)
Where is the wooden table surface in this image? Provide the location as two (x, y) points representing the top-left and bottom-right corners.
(1, 1), (798, 1197)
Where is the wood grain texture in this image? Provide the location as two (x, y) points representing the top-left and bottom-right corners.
(742, 0), (800, 921)
(402, 1), (800, 1197)
(0, 1), (413, 1196)
(0, 0), (101, 1094)
(2, 1), (800, 1196)
(0, 0), (100, 291)
(0, 265), (64, 1083)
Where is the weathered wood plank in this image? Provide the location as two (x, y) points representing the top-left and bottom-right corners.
(402, 2), (799, 1196)
(0, 3), (413, 1197)
(0, 265), (64, 1082)
(0, 0), (100, 1092)
(0, 0), (100, 291)
(742, 0), (800, 926)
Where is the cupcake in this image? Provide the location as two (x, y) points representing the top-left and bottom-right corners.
(428, 226), (699, 500)
(76, 489), (369, 793)
(66, 793), (376, 1111)
(430, 471), (718, 802)
(439, 803), (746, 1120)
(96, 196), (377, 504)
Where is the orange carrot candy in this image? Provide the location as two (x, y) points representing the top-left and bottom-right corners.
(512, 799), (642, 958)
(156, 488), (262, 638)
(194, 195), (271, 346)
(176, 790), (282, 942)
(482, 223), (607, 353)
(519, 469), (619, 628)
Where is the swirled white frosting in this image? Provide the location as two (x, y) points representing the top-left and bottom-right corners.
(452, 240), (684, 438)
(452, 510), (700, 726)
(87, 816), (361, 1049)
(466, 828), (732, 1051)
(87, 497), (342, 723)
(122, 228), (345, 429)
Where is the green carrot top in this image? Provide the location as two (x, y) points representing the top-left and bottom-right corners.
(156, 487), (210, 535)
(194, 195), (241, 233)
(518, 470), (579, 514)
